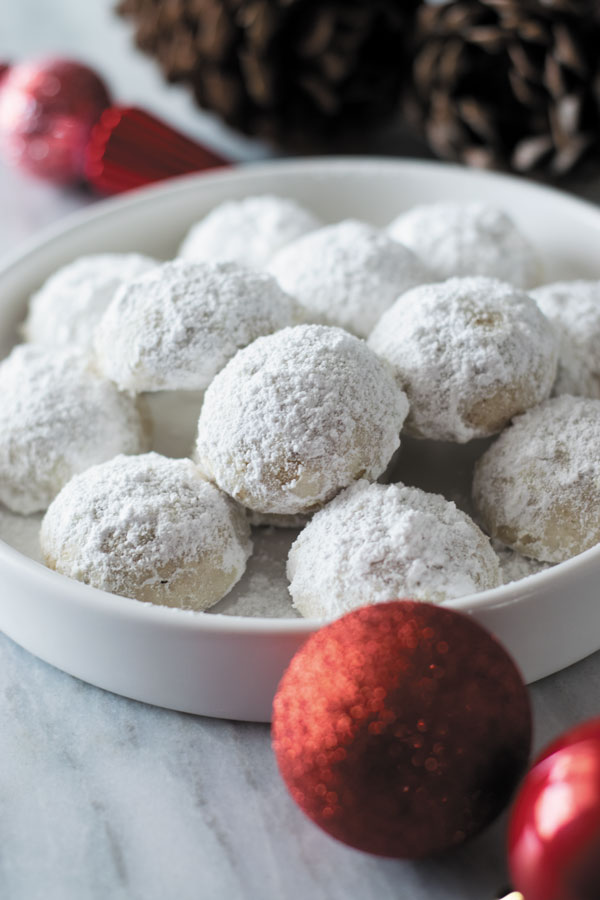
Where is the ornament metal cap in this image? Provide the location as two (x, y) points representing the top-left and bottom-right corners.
(84, 105), (229, 194)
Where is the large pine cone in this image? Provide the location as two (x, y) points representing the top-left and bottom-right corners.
(118, 0), (420, 147)
(404, 0), (600, 176)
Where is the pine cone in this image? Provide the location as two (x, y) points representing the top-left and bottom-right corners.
(404, 0), (600, 177)
(118, 0), (421, 147)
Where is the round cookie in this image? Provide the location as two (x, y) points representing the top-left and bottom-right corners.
(195, 324), (409, 515)
(178, 195), (321, 269)
(41, 453), (252, 610)
(473, 395), (600, 563)
(23, 253), (157, 351)
(287, 480), (501, 618)
(531, 280), (600, 398)
(94, 260), (301, 392)
(0, 345), (149, 514)
(267, 219), (431, 338)
(387, 203), (541, 288)
(368, 276), (558, 443)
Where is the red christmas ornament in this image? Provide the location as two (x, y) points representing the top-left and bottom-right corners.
(272, 600), (532, 858)
(508, 719), (600, 900)
(0, 57), (229, 193)
(0, 59), (111, 184)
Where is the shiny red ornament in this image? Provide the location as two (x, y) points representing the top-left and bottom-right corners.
(272, 600), (532, 858)
(0, 59), (111, 184)
(508, 719), (600, 900)
(84, 106), (228, 195)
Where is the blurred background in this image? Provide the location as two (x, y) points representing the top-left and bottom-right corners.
(1, 0), (599, 258)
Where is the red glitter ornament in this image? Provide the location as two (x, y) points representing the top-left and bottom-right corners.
(508, 719), (600, 900)
(272, 600), (532, 858)
(0, 59), (111, 184)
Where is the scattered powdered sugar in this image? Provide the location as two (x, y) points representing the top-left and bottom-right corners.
(23, 253), (157, 351)
(492, 539), (553, 585)
(473, 395), (600, 563)
(0, 344), (149, 514)
(287, 480), (501, 618)
(387, 203), (541, 288)
(369, 277), (558, 442)
(94, 260), (301, 392)
(40, 453), (252, 611)
(267, 219), (431, 338)
(196, 324), (409, 515)
(211, 525), (300, 618)
(178, 195), (321, 269)
(531, 281), (600, 398)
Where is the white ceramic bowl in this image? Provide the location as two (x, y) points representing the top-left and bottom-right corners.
(1, 158), (600, 723)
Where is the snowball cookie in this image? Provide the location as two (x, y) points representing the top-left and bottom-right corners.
(40, 453), (252, 610)
(94, 259), (300, 392)
(531, 281), (600, 398)
(473, 395), (600, 563)
(196, 325), (409, 515)
(23, 253), (157, 351)
(267, 219), (431, 338)
(368, 277), (558, 443)
(388, 203), (541, 289)
(0, 345), (149, 514)
(287, 480), (501, 618)
(178, 195), (321, 269)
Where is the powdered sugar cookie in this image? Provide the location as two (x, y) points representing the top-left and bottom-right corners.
(41, 453), (252, 610)
(287, 480), (501, 618)
(0, 345), (149, 514)
(388, 203), (541, 288)
(196, 325), (409, 515)
(369, 277), (557, 442)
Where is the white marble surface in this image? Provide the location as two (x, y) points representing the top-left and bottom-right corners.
(3, 3), (600, 898)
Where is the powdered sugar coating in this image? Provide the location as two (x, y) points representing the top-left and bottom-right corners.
(473, 395), (600, 563)
(196, 324), (409, 514)
(287, 480), (501, 618)
(23, 253), (157, 351)
(531, 281), (600, 398)
(40, 453), (252, 610)
(388, 203), (541, 288)
(0, 345), (149, 514)
(368, 277), (558, 442)
(178, 195), (321, 269)
(267, 219), (431, 338)
(492, 540), (552, 585)
(94, 260), (301, 392)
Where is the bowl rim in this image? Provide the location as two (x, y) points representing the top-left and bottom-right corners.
(2, 154), (600, 634)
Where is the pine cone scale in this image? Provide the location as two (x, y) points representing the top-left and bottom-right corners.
(405, 0), (600, 177)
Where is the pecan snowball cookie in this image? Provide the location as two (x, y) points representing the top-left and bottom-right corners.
(267, 219), (431, 338)
(287, 481), (501, 618)
(40, 453), (252, 610)
(0, 345), (149, 514)
(178, 195), (321, 269)
(94, 260), (301, 392)
(195, 325), (409, 515)
(387, 203), (541, 289)
(473, 395), (600, 563)
(23, 253), (157, 351)
(368, 277), (558, 443)
(531, 281), (600, 398)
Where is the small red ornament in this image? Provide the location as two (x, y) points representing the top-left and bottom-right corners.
(0, 59), (111, 184)
(272, 600), (532, 858)
(0, 57), (229, 193)
(508, 719), (600, 900)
